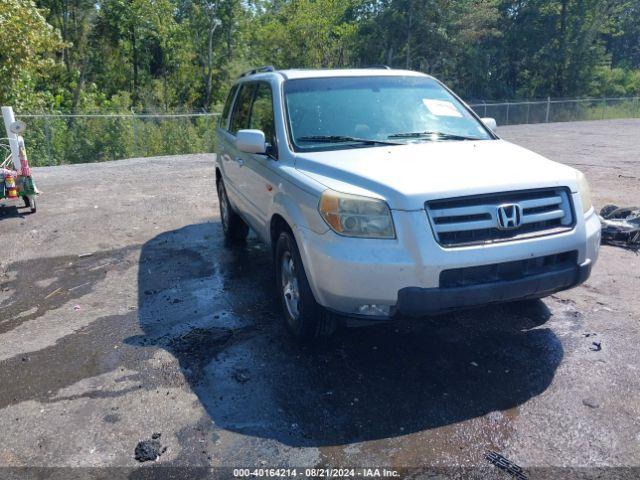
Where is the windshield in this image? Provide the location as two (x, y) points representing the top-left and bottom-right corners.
(284, 76), (493, 151)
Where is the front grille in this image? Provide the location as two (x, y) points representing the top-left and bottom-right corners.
(426, 188), (574, 247)
(439, 251), (578, 288)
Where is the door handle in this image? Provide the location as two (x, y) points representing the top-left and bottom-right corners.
(235, 157), (245, 167)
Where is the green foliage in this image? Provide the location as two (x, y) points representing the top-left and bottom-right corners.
(6, 0), (638, 111)
(23, 115), (216, 166)
(590, 66), (640, 97)
(1, 0), (639, 165)
(0, 0), (65, 110)
(256, 0), (358, 68)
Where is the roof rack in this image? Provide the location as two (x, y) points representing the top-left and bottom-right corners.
(239, 66), (276, 78)
(361, 65), (392, 70)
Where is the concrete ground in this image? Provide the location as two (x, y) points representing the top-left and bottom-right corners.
(0, 119), (638, 479)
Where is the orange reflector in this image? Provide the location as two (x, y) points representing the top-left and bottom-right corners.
(319, 192), (342, 232)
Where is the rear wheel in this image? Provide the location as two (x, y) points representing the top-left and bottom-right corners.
(217, 178), (249, 243)
(275, 230), (335, 341)
(23, 195), (36, 213)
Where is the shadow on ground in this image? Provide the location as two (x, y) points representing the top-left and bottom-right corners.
(0, 204), (27, 219)
(129, 222), (563, 447)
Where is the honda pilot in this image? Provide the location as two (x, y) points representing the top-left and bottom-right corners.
(215, 67), (600, 340)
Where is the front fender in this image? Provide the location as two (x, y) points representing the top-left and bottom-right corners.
(269, 187), (329, 247)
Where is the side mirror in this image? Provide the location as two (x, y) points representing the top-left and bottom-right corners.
(236, 129), (266, 154)
(481, 117), (497, 132)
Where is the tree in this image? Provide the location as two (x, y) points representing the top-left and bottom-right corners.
(93, 0), (197, 111)
(255, 0), (358, 68)
(0, 0), (64, 110)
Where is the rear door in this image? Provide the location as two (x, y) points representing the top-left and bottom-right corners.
(216, 83), (238, 185)
(224, 82), (256, 212)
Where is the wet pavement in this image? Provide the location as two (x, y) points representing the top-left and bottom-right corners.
(0, 120), (639, 478)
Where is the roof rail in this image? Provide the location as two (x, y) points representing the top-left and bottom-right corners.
(361, 65), (392, 70)
(239, 66), (276, 78)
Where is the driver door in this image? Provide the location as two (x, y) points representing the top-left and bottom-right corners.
(240, 81), (278, 239)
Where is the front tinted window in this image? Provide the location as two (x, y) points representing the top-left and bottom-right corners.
(249, 83), (276, 149)
(229, 83), (256, 134)
(284, 76), (492, 151)
(219, 85), (238, 129)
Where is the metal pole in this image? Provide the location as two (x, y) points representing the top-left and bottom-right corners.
(526, 102), (530, 124)
(44, 115), (52, 166)
(602, 98), (606, 119)
(545, 97), (551, 123)
(506, 101), (510, 125)
(483, 101), (487, 118)
(1, 106), (21, 169)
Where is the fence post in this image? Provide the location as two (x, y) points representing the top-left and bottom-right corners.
(601, 98), (606, 119)
(207, 113), (213, 152)
(44, 115), (52, 166)
(635, 96), (639, 118)
(526, 102), (530, 124)
(132, 111), (138, 157)
(506, 101), (510, 125)
(545, 97), (551, 123)
(483, 101), (487, 118)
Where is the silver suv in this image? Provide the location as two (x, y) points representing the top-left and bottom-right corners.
(215, 66), (601, 340)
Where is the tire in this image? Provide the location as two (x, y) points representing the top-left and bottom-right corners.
(216, 178), (249, 243)
(599, 204), (618, 218)
(274, 230), (335, 341)
(23, 195), (36, 213)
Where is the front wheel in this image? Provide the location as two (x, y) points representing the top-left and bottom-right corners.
(275, 230), (335, 341)
(217, 178), (248, 243)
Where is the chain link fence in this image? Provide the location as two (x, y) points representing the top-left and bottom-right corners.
(468, 96), (640, 127)
(13, 96), (640, 166)
(14, 113), (219, 167)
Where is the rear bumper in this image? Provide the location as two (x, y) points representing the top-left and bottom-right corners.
(394, 261), (592, 317)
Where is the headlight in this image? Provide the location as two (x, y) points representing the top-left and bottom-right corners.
(318, 190), (395, 238)
(576, 171), (593, 214)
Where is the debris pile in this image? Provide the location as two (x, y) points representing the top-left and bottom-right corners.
(134, 433), (166, 462)
(599, 205), (640, 252)
(485, 451), (527, 480)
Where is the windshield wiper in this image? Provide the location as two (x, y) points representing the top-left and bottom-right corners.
(388, 131), (482, 141)
(297, 135), (401, 146)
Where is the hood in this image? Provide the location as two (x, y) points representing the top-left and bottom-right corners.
(295, 139), (579, 210)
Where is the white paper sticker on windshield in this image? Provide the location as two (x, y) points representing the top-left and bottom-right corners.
(422, 99), (463, 117)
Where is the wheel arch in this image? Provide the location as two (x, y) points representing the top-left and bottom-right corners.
(268, 205), (327, 310)
(270, 213), (293, 252)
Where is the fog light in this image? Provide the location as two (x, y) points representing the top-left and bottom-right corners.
(357, 304), (391, 316)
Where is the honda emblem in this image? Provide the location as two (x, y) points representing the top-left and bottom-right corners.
(497, 204), (522, 230)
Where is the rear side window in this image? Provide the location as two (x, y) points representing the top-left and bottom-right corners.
(219, 85), (238, 129)
(229, 84), (256, 134)
(249, 83), (276, 149)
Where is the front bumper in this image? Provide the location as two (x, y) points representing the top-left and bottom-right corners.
(395, 261), (591, 317)
(296, 201), (601, 318)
